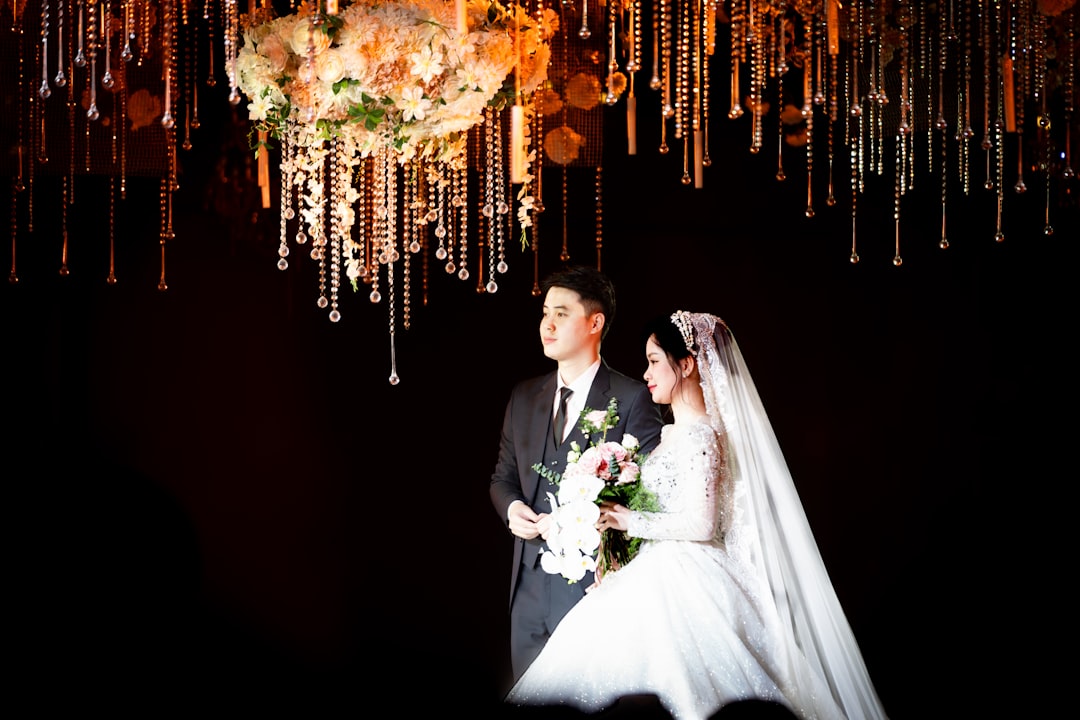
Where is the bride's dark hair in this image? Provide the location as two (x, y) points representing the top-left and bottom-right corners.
(640, 314), (692, 363)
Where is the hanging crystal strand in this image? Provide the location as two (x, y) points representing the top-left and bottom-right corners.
(277, 129), (294, 270)
(64, 0), (77, 200)
(1033, 11), (1052, 237)
(919, 0), (933, 175)
(101, 0), (114, 89)
(310, 142), (330, 310)
(121, 0), (133, 62)
(401, 163), (417, 325)
(367, 157), (399, 384)
(156, 178), (169, 289)
(897, 0), (911, 198)
(958, 0), (973, 195)
(626, 0), (642, 154)
(993, 0), (1006, 243)
(1061, 7), (1075, 181)
(224, 0), (241, 104)
(728, 0), (743, 119)
(748, 4), (765, 154)
(689, 0), (704, 186)
(936, 0), (949, 248)
(492, 115), (508, 284)
(159, 104), (177, 292)
(846, 0), (864, 194)
(138, 0), (150, 67)
(892, 135), (903, 266)
(386, 244), (399, 386)
(604, 0), (619, 105)
(864, 6), (877, 174)
(53, 0), (66, 92)
(202, 0), (215, 86)
(385, 149), (400, 267)
(412, 163), (428, 258)
(981, 0), (994, 191)
(353, 156), (370, 283)
(825, 0), (838, 206)
(36, 0), (51, 104)
(1012, 0), (1028, 194)
(457, 167), (471, 281)
(161, 0), (175, 129)
(675, 0), (691, 184)
(327, 137), (344, 322)
(181, 13), (194, 151)
(106, 176), (117, 284)
(775, 69), (785, 181)
(659, 0), (673, 124)
(11, 16), (27, 285)
(486, 192), (498, 292)
(593, 166), (604, 269)
(480, 106), (497, 270)
(803, 10), (815, 216)
(701, 1), (713, 169)
(872, 3), (886, 177)
(579, 0), (591, 38)
(73, 0), (85, 69)
(453, 162), (468, 275)
(85, 0), (99, 121)
(848, 0), (862, 264)
(652, 0), (660, 92)
(368, 153), (384, 304)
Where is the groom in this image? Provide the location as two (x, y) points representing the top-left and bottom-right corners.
(489, 265), (664, 681)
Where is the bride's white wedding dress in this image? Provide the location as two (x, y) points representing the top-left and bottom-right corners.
(505, 417), (846, 720)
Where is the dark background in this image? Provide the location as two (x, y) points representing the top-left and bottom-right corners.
(5, 18), (1076, 718)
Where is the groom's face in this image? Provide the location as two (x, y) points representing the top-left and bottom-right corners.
(540, 287), (600, 363)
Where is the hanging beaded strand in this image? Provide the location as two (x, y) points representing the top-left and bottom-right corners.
(958, 0), (972, 196)
(803, 9), (815, 217)
(1012, 0), (1028, 195)
(593, 166), (603, 270)
(981, 0), (993, 192)
(1061, 8), (1075, 182)
(11, 13), (27, 284)
(1033, 10), (1052, 237)
(107, 176), (117, 284)
(728, 0), (743, 120)
(937, 0), (949, 250)
(825, 0), (837, 207)
(1060, 7), (1075, 183)
(848, 0), (862, 263)
(993, 0), (1006, 243)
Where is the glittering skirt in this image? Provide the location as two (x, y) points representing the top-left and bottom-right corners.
(503, 538), (844, 720)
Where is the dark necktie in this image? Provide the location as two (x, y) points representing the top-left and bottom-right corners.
(553, 387), (573, 448)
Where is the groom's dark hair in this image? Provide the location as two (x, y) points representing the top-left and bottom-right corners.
(541, 265), (617, 341)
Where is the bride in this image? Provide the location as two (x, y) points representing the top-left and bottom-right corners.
(504, 312), (888, 720)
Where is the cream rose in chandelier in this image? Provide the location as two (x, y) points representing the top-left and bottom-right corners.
(235, 0), (557, 163)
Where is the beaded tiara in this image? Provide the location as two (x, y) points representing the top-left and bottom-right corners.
(670, 310), (694, 353)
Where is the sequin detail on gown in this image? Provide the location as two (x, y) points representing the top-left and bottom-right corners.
(505, 418), (846, 720)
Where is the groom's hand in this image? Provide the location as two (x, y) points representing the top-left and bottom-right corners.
(508, 501), (542, 539)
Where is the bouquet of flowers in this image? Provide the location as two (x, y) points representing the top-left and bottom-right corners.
(532, 398), (659, 582)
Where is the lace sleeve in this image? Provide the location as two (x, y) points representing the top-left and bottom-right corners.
(626, 422), (723, 542)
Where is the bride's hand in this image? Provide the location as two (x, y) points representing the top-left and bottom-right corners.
(597, 502), (630, 532)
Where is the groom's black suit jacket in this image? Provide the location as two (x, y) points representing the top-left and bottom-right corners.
(489, 360), (664, 611)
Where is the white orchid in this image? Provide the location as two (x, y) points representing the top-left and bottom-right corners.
(539, 493), (600, 583)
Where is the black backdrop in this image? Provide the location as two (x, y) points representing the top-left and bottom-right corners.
(5, 67), (1075, 717)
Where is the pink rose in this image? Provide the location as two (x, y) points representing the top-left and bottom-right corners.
(574, 446), (604, 477)
(597, 442), (628, 463)
(614, 461), (639, 485)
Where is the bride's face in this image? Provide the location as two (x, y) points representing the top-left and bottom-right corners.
(643, 336), (678, 405)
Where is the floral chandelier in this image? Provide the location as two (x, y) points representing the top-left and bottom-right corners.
(232, 0), (556, 383)
(3, 0), (1077, 383)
